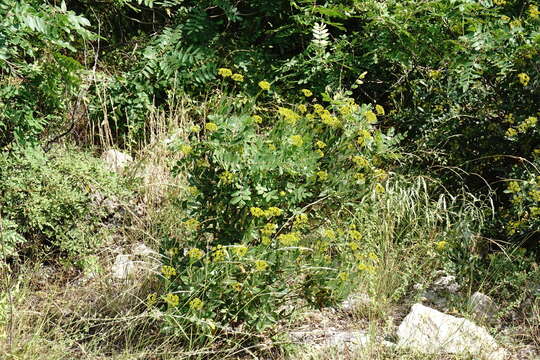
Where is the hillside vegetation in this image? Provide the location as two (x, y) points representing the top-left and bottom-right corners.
(1, 0), (539, 359)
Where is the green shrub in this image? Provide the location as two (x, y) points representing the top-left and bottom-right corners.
(0, 147), (127, 264)
(149, 79), (398, 345)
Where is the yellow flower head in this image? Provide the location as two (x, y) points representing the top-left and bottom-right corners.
(265, 207), (283, 217)
(180, 144), (192, 155)
(349, 229), (362, 241)
(278, 107), (301, 124)
(290, 135), (304, 146)
(189, 297), (204, 311)
(529, 4), (540, 18)
(231, 73), (244, 82)
(435, 241), (448, 251)
(232, 282), (243, 292)
(184, 218), (200, 230)
(505, 127), (517, 137)
(218, 171), (234, 185)
(187, 248), (205, 260)
(250, 207), (266, 217)
(316, 170), (328, 181)
(315, 149), (324, 158)
(293, 213), (309, 228)
(233, 245), (249, 257)
(277, 232), (301, 246)
(251, 115), (263, 124)
(261, 236), (272, 245)
(323, 229), (336, 240)
(146, 293), (158, 307)
(298, 104), (307, 114)
(507, 181), (521, 193)
(190, 124), (201, 133)
(218, 68), (233, 77)
(258, 81), (271, 91)
(493, 0), (506, 5)
(315, 140), (327, 149)
(375, 104), (385, 116)
(375, 183), (385, 194)
(164, 293), (180, 307)
(518, 73), (530, 86)
(212, 246), (227, 262)
(301, 89), (313, 97)
(161, 265), (177, 279)
(352, 155), (369, 168)
(205, 122), (218, 132)
(364, 110), (377, 124)
(261, 223), (278, 235)
(254, 259), (269, 271)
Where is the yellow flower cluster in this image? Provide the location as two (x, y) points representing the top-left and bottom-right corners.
(231, 73), (244, 82)
(319, 110), (341, 128)
(218, 68), (233, 77)
(435, 241), (448, 251)
(316, 170), (328, 181)
(357, 263), (375, 273)
(277, 232), (300, 245)
(146, 293), (158, 307)
(188, 186), (199, 196)
(364, 110), (377, 124)
(375, 104), (385, 116)
(250, 206), (283, 218)
(254, 259), (269, 271)
(375, 183), (385, 194)
(232, 282), (243, 292)
(357, 129), (372, 146)
(338, 272), (349, 282)
(161, 265), (177, 279)
(258, 81), (271, 90)
(323, 229), (336, 239)
(278, 107), (301, 124)
(293, 213), (308, 228)
(507, 181), (521, 193)
(493, 0), (506, 5)
(212, 245), (227, 262)
(352, 155), (369, 168)
(290, 135), (304, 146)
(261, 222), (278, 236)
(516, 116), (537, 133)
(349, 229), (362, 241)
(219, 171), (235, 185)
(251, 115), (263, 124)
(189, 297), (204, 311)
(301, 89), (313, 97)
(190, 124), (201, 133)
(530, 5), (540, 18)
(180, 144), (192, 155)
(298, 104), (307, 113)
(518, 73), (530, 86)
(187, 247), (205, 260)
(205, 122), (218, 132)
(315, 140), (326, 149)
(232, 245), (248, 257)
(164, 293), (179, 307)
(184, 218), (200, 230)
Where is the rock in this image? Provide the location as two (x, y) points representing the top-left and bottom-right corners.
(397, 303), (506, 360)
(111, 254), (135, 279)
(340, 293), (372, 314)
(132, 243), (158, 257)
(432, 274), (460, 293)
(469, 292), (498, 322)
(101, 149), (133, 173)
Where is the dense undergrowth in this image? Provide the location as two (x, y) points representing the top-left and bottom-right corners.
(1, 0), (539, 359)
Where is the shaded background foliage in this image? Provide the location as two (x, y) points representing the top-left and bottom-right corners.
(1, 0), (539, 255)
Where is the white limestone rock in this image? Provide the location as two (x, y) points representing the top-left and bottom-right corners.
(111, 254), (135, 279)
(101, 149), (133, 173)
(469, 292), (498, 322)
(397, 303), (506, 360)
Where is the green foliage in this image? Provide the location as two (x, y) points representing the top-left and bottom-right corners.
(149, 81), (397, 343)
(0, 147), (126, 263)
(0, 0), (94, 147)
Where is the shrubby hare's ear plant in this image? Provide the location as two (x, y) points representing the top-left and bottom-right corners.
(148, 71), (399, 345)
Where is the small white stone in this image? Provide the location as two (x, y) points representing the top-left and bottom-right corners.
(469, 292), (498, 322)
(101, 149), (133, 173)
(397, 303), (506, 360)
(111, 254), (135, 279)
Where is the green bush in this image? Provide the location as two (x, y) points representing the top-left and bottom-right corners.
(0, 147), (127, 264)
(148, 79), (398, 345)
